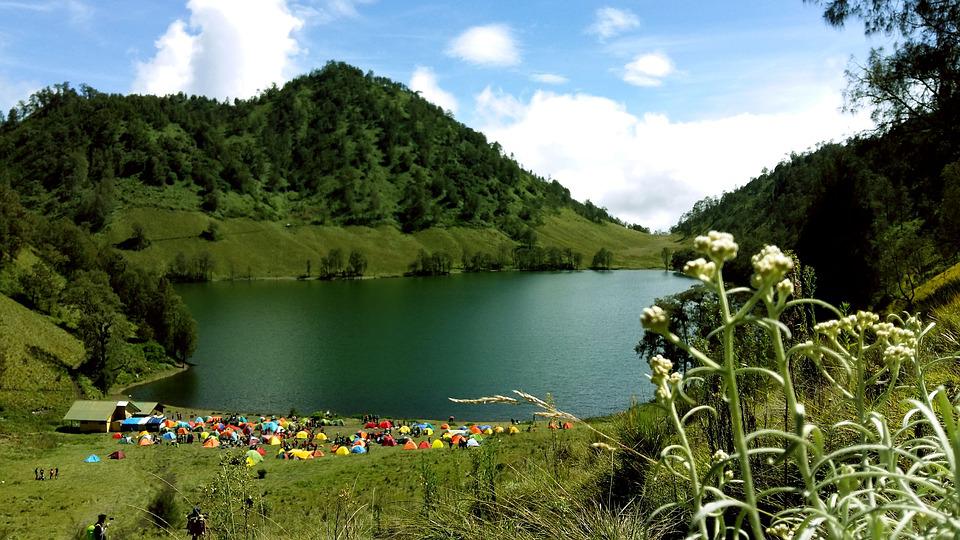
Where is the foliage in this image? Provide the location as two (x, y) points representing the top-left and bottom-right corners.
(60, 270), (123, 391)
(197, 454), (268, 540)
(408, 248), (452, 276)
(635, 231), (960, 538)
(590, 248), (614, 270)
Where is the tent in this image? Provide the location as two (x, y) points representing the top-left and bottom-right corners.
(335, 446), (350, 456)
(494, 426), (505, 434)
(261, 421), (279, 433)
(311, 450), (325, 458)
(403, 440), (417, 450)
(508, 426), (520, 435)
(255, 447), (266, 456)
(84, 454), (100, 463)
(289, 449), (312, 460)
(469, 434), (483, 442)
(250, 436), (260, 445)
(350, 445), (367, 454)
(194, 416), (204, 423)
(431, 439), (445, 449)
(267, 436), (282, 446)
(202, 437), (220, 448)
(418, 441), (430, 450)
(562, 422), (573, 430)
(381, 436), (397, 447)
(246, 449), (264, 463)
(398, 425), (411, 434)
(118, 437), (132, 444)
(478, 425), (491, 431)
(548, 422), (558, 430)
(353, 439), (366, 447)
(440, 423), (450, 430)
(161, 432), (176, 441)
(199, 432), (210, 440)
(466, 438), (480, 448)
(424, 428), (434, 437)
(108, 450), (125, 460)
(379, 420), (392, 429)
(177, 427), (189, 435)
(441, 432), (452, 440)
(314, 432), (328, 442)
(451, 434), (464, 446)
(296, 431), (309, 440)
(469, 426), (482, 434)
(139, 436), (154, 446)
(364, 422), (377, 428)
(111, 433), (122, 439)
(483, 428), (493, 435)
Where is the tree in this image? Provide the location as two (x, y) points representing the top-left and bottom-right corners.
(18, 261), (60, 313)
(591, 248), (614, 270)
(347, 249), (367, 277)
(877, 219), (938, 305)
(810, 0), (960, 126)
(0, 183), (31, 262)
(62, 270), (123, 391)
(130, 222), (150, 250)
(940, 161), (960, 251)
(661, 247), (672, 271)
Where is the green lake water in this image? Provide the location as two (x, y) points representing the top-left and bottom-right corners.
(132, 270), (692, 420)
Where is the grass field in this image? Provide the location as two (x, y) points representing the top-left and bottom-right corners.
(0, 414), (607, 539)
(102, 207), (686, 279)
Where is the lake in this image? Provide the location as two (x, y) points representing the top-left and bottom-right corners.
(132, 270), (692, 420)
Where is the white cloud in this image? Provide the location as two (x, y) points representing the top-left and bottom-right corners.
(293, 0), (373, 24)
(623, 52), (674, 87)
(588, 7), (640, 40)
(447, 24), (520, 67)
(0, 75), (37, 112)
(477, 90), (872, 230)
(133, 0), (303, 100)
(409, 66), (458, 114)
(531, 72), (568, 85)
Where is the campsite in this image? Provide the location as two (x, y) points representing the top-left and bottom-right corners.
(0, 407), (602, 538)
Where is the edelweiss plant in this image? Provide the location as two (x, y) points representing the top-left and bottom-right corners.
(637, 231), (960, 539)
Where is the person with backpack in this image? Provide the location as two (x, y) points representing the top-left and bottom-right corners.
(86, 514), (108, 539)
(186, 506), (206, 539)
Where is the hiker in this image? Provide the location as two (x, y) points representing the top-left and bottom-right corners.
(38, 468), (44, 481)
(87, 513), (109, 539)
(49, 467), (54, 480)
(54, 467), (59, 479)
(186, 506), (206, 539)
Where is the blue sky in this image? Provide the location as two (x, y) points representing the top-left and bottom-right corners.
(0, 0), (883, 229)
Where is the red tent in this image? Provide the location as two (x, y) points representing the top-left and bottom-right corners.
(108, 450), (126, 460)
(562, 422), (573, 430)
(255, 447), (266, 456)
(381, 436), (397, 447)
(364, 422), (377, 428)
(418, 441), (430, 449)
(111, 433), (122, 439)
(378, 420), (392, 429)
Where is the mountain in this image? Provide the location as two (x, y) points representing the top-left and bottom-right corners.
(672, 111), (960, 308)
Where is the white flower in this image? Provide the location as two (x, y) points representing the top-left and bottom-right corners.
(683, 258), (716, 283)
(751, 245), (793, 287)
(883, 344), (915, 367)
(711, 449), (729, 464)
(693, 231), (739, 263)
(814, 320), (841, 340)
(855, 311), (879, 332)
(648, 355), (674, 402)
(776, 278), (794, 297)
(641, 305), (669, 334)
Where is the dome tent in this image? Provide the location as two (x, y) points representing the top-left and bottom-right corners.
(84, 454), (100, 462)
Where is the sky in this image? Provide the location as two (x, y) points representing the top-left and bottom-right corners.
(0, 0), (883, 230)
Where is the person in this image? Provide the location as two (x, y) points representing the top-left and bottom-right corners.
(186, 506), (206, 539)
(87, 514), (108, 540)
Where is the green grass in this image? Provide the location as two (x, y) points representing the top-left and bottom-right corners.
(0, 294), (84, 426)
(0, 415), (604, 539)
(102, 207), (686, 279)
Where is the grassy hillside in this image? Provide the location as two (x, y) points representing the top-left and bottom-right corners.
(103, 206), (683, 279)
(0, 294), (84, 425)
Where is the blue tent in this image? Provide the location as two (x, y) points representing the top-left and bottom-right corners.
(161, 432), (176, 440)
(350, 445), (367, 454)
(84, 454), (100, 463)
(195, 416), (204, 423)
(479, 425), (492, 431)
(262, 421), (279, 433)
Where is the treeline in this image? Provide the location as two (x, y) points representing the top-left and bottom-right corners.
(317, 248), (367, 279)
(0, 184), (196, 391)
(0, 62), (617, 241)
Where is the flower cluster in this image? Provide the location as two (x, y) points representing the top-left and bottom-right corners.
(693, 231), (739, 263)
(883, 343), (915, 367)
(648, 354), (680, 402)
(641, 305), (669, 334)
(683, 257), (717, 283)
(765, 523), (794, 540)
(750, 245), (793, 288)
(814, 311), (883, 340)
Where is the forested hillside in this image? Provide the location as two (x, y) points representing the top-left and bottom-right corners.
(0, 61), (619, 241)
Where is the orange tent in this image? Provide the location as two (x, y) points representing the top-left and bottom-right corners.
(403, 440), (417, 450)
(440, 423), (450, 430)
(177, 427), (189, 435)
(562, 422), (573, 430)
(469, 426), (482, 434)
(138, 437), (153, 446)
(548, 422), (558, 430)
(418, 441), (430, 450)
(312, 450), (325, 458)
(203, 437), (220, 448)
(451, 434), (464, 445)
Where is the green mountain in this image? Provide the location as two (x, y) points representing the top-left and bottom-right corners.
(0, 61), (622, 240)
(672, 111), (960, 308)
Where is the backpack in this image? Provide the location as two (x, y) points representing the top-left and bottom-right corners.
(86, 525), (95, 540)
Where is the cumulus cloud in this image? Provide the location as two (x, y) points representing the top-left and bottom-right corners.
(530, 72), (568, 85)
(477, 90), (872, 230)
(447, 24), (520, 67)
(409, 66), (458, 114)
(623, 52), (674, 87)
(588, 7), (640, 39)
(133, 0), (303, 100)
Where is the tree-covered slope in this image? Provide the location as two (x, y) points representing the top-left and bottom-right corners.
(0, 61), (618, 241)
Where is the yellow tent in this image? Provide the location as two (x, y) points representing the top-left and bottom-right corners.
(424, 428), (434, 437)
(508, 426), (520, 434)
(268, 436), (282, 446)
(442, 432), (452, 440)
(295, 431), (309, 440)
(336, 446), (350, 456)
(138, 430), (149, 437)
(398, 425), (411, 434)
(483, 428), (494, 435)
(199, 432), (210, 440)
(494, 426), (505, 434)
(431, 439), (445, 449)
(290, 449), (312, 460)
(314, 432), (328, 441)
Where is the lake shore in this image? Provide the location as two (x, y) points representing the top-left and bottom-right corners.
(111, 363), (190, 396)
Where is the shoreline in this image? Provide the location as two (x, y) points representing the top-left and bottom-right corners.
(111, 363), (190, 396)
